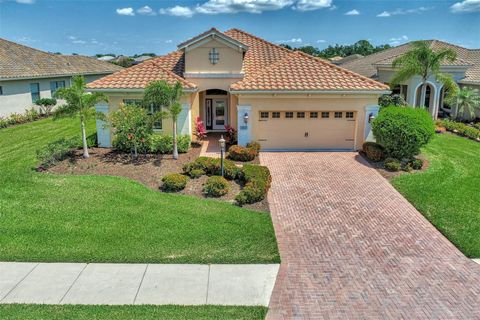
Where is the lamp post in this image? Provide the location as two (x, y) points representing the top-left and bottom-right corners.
(219, 135), (226, 177)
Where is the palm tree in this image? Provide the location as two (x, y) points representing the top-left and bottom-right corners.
(391, 41), (458, 111)
(54, 76), (107, 158)
(446, 86), (480, 121)
(143, 80), (183, 159)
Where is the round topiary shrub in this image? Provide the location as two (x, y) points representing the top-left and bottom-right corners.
(371, 107), (435, 160)
(362, 142), (385, 162)
(246, 141), (261, 153)
(227, 145), (257, 162)
(189, 168), (205, 179)
(203, 176), (229, 197)
(384, 158), (401, 172)
(161, 173), (188, 192)
(410, 158), (424, 170)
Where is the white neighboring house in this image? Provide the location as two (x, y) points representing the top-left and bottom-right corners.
(340, 40), (480, 119)
(0, 38), (122, 116)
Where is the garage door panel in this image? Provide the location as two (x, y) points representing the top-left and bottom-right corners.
(257, 113), (356, 150)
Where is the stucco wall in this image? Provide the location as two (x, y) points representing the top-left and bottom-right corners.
(184, 38), (243, 74)
(0, 74), (106, 117)
(237, 94), (379, 150)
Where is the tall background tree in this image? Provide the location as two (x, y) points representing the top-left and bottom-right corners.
(143, 80), (183, 159)
(391, 41), (458, 110)
(446, 87), (480, 121)
(53, 76), (107, 158)
(280, 40), (391, 58)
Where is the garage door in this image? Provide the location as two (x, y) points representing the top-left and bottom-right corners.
(257, 111), (356, 150)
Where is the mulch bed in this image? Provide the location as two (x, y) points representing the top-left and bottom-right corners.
(360, 151), (429, 180)
(46, 145), (269, 212)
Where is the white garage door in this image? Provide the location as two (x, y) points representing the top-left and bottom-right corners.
(257, 111), (356, 150)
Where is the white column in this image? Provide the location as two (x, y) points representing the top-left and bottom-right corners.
(177, 103), (191, 136)
(95, 103), (111, 148)
(432, 84), (443, 120)
(237, 105), (252, 147)
(364, 105), (380, 142)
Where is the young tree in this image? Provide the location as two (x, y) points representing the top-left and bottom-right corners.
(35, 98), (57, 116)
(446, 86), (480, 121)
(391, 41), (458, 111)
(143, 80), (184, 159)
(53, 75), (107, 158)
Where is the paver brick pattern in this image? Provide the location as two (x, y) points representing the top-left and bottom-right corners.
(261, 152), (480, 320)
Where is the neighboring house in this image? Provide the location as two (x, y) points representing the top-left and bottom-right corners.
(331, 54), (364, 65)
(0, 38), (122, 116)
(132, 55), (154, 65)
(340, 40), (480, 119)
(87, 28), (389, 151)
(97, 55), (116, 62)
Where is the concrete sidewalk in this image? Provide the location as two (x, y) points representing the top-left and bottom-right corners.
(0, 262), (279, 306)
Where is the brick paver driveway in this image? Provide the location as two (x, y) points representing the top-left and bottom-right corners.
(261, 152), (480, 319)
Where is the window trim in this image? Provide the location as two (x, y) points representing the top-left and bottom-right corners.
(30, 83), (40, 103)
(296, 112), (305, 118)
(260, 111), (269, 119)
(285, 111), (294, 119)
(345, 111), (355, 119)
(309, 112), (318, 119)
(334, 112), (343, 119)
(272, 111), (281, 119)
(321, 111), (330, 119)
(50, 80), (65, 97)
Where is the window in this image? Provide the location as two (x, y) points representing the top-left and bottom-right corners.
(0, 86), (3, 95)
(297, 112), (305, 118)
(310, 112), (318, 118)
(285, 112), (293, 118)
(260, 112), (269, 119)
(30, 83), (40, 102)
(209, 48), (219, 65)
(334, 112), (343, 118)
(272, 111), (280, 118)
(321, 112), (330, 118)
(50, 80), (65, 96)
(123, 99), (162, 130)
(346, 112), (354, 119)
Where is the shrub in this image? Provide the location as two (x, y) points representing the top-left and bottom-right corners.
(441, 119), (480, 140)
(224, 125), (237, 144)
(183, 157), (241, 180)
(378, 94), (407, 108)
(24, 107), (40, 122)
(161, 173), (188, 192)
(410, 158), (423, 170)
(189, 168), (205, 179)
(246, 141), (261, 153)
(35, 98), (57, 115)
(372, 107), (435, 159)
(203, 176), (229, 197)
(235, 164), (271, 205)
(362, 142), (385, 162)
(36, 137), (78, 168)
(227, 145), (257, 162)
(194, 116), (207, 141)
(0, 117), (7, 128)
(149, 134), (190, 154)
(401, 163), (413, 172)
(384, 158), (401, 172)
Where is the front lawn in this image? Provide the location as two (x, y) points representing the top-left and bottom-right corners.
(392, 133), (480, 258)
(0, 117), (279, 263)
(0, 304), (267, 320)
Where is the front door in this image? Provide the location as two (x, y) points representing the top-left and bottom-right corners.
(213, 99), (226, 130)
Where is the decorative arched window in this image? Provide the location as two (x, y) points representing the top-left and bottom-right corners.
(209, 48), (219, 65)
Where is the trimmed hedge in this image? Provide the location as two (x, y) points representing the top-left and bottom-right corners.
(203, 176), (229, 197)
(149, 134), (191, 154)
(441, 119), (480, 140)
(362, 142), (385, 162)
(372, 107), (435, 159)
(161, 173), (188, 192)
(235, 164), (272, 205)
(227, 145), (257, 162)
(384, 158), (401, 172)
(183, 157), (241, 180)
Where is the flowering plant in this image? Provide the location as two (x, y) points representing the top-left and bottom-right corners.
(195, 116), (207, 141)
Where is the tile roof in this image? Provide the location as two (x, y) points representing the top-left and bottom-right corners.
(0, 38), (122, 80)
(341, 40), (480, 84)
(87, 28), (388, 92)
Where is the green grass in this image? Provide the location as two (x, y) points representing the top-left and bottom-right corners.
(0, 117), (279, 263)
(0, 304), (267, 320)
(392, 133), (480, 258)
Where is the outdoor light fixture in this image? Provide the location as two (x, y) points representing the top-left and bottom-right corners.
(243, 112), (249, 124)
(368, 113), (375, 123)
(219, 135), (226, 177)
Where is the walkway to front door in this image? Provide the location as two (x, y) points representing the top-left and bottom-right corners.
(199, 133), (224, 158)
(261, 152), (480, 319)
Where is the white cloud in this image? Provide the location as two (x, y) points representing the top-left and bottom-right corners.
(15, 0), (35, 4)
(389, 35), (409, 46)
(277, 38), (303, 44)
(316, 39), (326, 43)
(137, 6), (156, 15)
(116, 7), (135, 16)
(345, 9), (360, 15)
(165, 40), (173, 43)
(450, 0), (480, 13)
(159, 5), (194, 17)
(377, 6), (432, 17)
(292, 0), (332, 12)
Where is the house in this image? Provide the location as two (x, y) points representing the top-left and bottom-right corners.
(331, 54), (364, 65)
(340, 40), (480, 119)
(0, 38), (122, 116)
(87, 28), (389, 151)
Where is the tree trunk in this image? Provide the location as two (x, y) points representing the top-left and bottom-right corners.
(81, 117), (89, 158)
(133, 144), (138, 159)
(173, 119), (178, 160)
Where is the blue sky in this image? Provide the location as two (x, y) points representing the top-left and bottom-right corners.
(0, 0), (479, 56)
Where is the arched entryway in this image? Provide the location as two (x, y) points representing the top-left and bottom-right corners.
(415, 83), (436, 115)
(199, 89), (232, 132)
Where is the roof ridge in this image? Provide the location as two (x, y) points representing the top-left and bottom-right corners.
(341, 41), (414, 67)
(430, 39), (479, 52)
(293, 50), (389, 89)
(226, 28), (293, 54)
